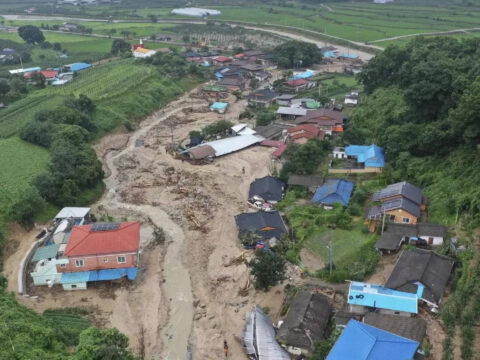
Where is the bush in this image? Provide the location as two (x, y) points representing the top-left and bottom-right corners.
(256, 112), (275, 127)
(250, 250), (286, 290)
(20, 121), (54, 148)
(8, 187), (45, 227)
(202, 120), (233, 138)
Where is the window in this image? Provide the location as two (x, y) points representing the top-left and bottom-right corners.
(402, 217), (410, 224)
(75, 259), (84, 267)
(389, 215), (396, 221)
(117, 256), (126, 264)
(104, 258), (109, 263)
(71, 285), (77, 289)
(60, 263), (66, 268)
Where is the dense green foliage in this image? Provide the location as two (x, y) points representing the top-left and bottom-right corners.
(279, 138), (330, 181)
(273, 40), (323, 68)
(202, 120), (234, 138)
(111, 39), (131, 55)
(250, 250), (286, 290)
(348, 37), (480, 225)
(17, 25), (45, 44)
(43, 308), (91, 347)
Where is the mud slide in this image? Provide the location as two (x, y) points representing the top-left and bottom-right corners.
(99, 92), (206, 359)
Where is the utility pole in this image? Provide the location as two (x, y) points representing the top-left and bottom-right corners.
(326, 232), (333, 275)
(381, 210), (386, 234)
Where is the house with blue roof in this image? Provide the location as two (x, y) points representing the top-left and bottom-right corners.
(327, 319), (419, 360)
(330, 144), (385, 174)
(210, 102), (228, 114)
(348, 281), (418, 315)
(312, 179), (354, 206)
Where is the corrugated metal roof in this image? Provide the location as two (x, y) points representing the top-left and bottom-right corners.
(61, 271), (90, 284)
(193, 134), (264, 157)
(276, 107), (307, 116)
(254, 307), (290, 360)
(345, 145), (385, 167)
(210, 102), (228, 110)
(312, 179), (354, 206)
(32, 244), (60, 262)
(55, 207), (90, 219)
(348, 281), (418, 314)
(61, 267), (138, 284)
(327, 320), (419, 360)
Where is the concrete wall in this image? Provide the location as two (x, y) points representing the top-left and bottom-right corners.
(18, 241), (40, 295)
(62, 282), (87, 291)
(329, 167), (382, 174)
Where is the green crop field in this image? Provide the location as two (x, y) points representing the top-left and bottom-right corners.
(0, 137), (50, 225)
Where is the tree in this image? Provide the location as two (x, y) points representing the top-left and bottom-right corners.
(148, 14), (158, 23)
(17, 25), (45, 44)
(8, 187), (45, 227)
(53, 42), (62, 51)
(65, 94), (96, 116)
(256, 112), (275, 127)
(30, 72), (46, 88)
(111, 39), (131, 55)
(250, 251), (286, 290)
(182, 35), (190, 43)
(273, 40), (323, 68)
(20, 121), (54, 147)
(0, 79), (10, 96)
(74, 327), (136, 360)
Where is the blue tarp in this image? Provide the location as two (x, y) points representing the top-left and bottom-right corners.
(61, 267), (138, 284)
(312, 179), (354, 206)
(290, 69), (315, 80)
(323, 51), (337, 58)
(348, 281), (418, 314)
(215, 72), (224, 78)
(327, 320), (419, 360)
(345, 144), (385, 168)
(210, 102), (228, 110)
(68, 62), (91, 72)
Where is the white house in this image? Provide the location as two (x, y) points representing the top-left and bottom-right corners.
(133, 47), (156, 59)
(333, 146), (346, 159)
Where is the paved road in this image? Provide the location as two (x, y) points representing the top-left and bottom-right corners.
(0, 13), (377, 59)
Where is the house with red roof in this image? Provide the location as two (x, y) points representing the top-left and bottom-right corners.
(286, 79), (316, 93)
(57, 222), (140, 274)
(215, 56), (233, 64)
(287, 124), (325, 144)
(295, 109), (345, 135)
(25, 70), (58, 81)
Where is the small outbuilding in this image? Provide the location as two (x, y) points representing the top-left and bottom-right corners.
(249, 176), (285, 204)
(312, 179), (354, 206)
(210, 102), (228, 113)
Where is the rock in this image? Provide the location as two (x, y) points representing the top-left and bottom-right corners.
(194, 313), (203, 321)
(200, 303), (206, 309)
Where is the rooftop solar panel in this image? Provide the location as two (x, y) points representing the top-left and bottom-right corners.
(91, 222), (120, 232)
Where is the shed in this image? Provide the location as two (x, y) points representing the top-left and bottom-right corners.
(210, 102), (228, 113)
(66, 62), (91, 72)
(312, 179), (354, 206)
(186, 134), (264, 158)
(32, 244), (60, 262)
(186, 145), (216, 160)
(54, 207), (90, 224)
(345, 144), (385, 168)
(288, 174), (324, 191)
(327, 320), (419, 360)
(277, 291), (331, 353)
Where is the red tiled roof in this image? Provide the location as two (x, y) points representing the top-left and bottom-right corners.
(215, 56), (233, 62)
(286, 79), (307, 87)
(25, 70), (58, 79)
(261, 140), (284, 148)
(272, 143), (287, 157)
(287, 124), (320, 135)
(234, 53), (244, 58)
(64, 222), (140, 256)
(292, 132), (315, 140)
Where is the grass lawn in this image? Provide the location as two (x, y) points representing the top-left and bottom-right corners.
(304, 222), (377, 268)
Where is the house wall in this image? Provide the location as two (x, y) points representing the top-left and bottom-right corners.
(57, 252), (137, 273)
(378, 309), (412, 317)
(333, 151), (346, 159)
(386, 209), (418, 225)
(63, 282), (87, 291)
(31, 272), (62, 286)
(419, 235), (443, 246)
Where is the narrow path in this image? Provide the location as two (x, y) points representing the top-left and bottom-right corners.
(99, 91), (206, 359)
(369, 27), (480, 43)
(320, 4), (333, 12)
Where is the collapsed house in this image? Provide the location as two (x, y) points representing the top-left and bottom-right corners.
(363, 313), (427, 345)
(243, 306), (290, 360)
(385, 248), (454, 310)
(234, 211), (287, 247)
(277, 291), (332, 356)
(287, 174), (324, 193)
(248, 176), (285, 210)
(184, 134), (265, 160)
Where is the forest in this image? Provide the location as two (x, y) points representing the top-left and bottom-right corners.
(345, 36), (480, 225)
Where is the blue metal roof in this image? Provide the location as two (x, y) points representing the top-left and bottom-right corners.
(68, 62), (91, 72)
(345, 145), (385, 168)
(312, 179), (354, 206)
(210, 102), (228, 110)
(61, 267), (138, 284)
(327, 320), (419, 360)
(348, 281), (418, 314)
(323, 51), (337, 58)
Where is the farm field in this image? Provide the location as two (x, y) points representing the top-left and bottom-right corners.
(0, 137), (50, 226)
